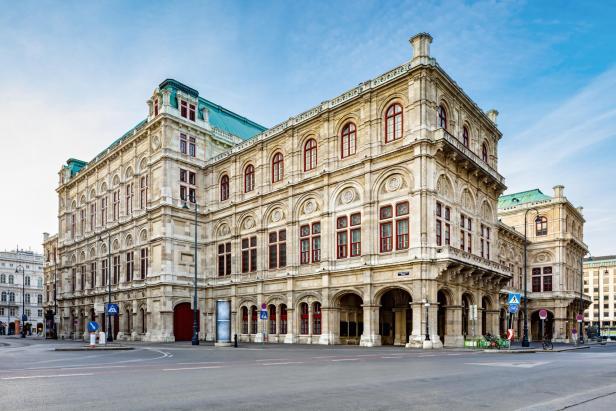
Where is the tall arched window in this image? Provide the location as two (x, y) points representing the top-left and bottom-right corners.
(341, 122), (356, 158)
(300, 302), (309, 334)
(481, 142), (488, 162)
(536, 216), (548, 236)
(312, 302), (322, 335)
(244, 164), (255, 193)
(304, 139), (317, 171)
(385, 103), (403, 143)
(241, 306), (248, 334)
(437, 105), (447, 129)
(220, 174), (229, 201)
(272, 152), (284, 183)
(462, 126), (469, 148)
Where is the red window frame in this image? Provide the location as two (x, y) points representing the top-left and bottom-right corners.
(272, 152), (284, 183)
(536, 216), (548, 236)
(153, 98), (159, 116)
(462, 126), (469, 147)
(482, 142), (488, 162)
(220, 175), (229, 201)
(101, 259), (108, 287)
(125, 183), (133, 215)
(268, 305), (276, 334)
(336, 216), (348, 259)
(241, 307), (248, 334)
(436, 201), (450, 246)
(251, 306), (258, 334)
(112, 190), (120, 220)
(100, 196), (107, 225)
(217, 242), (231, 276)
(244, 164), (255, 193)
(180, 100), (196, 121)
(385, 103), (403, 143)
(280, 304), (288, 334)
(300, 222), (321, 264)
(126, 251), (134, 282)
(268, 230), (286, 269)
(480, 224), (491, 259)
(313, 302), (322, 335)
(241, 236), (257, 273)
(304, 138), (317, 171)
(437, 105), (447, 129)
(341, 122), (357, 158)
(300, 303), (309, 335)
(460, 213), (472, 253)
(113, 255), (120, 284)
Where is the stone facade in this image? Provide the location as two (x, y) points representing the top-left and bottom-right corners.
(583, 256), (616, 329)
(45, 32), (588, 347)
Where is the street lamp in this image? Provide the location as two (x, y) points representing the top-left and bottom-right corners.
(183, 195), (199, 346)
(99, 235), (113, 343)
(15, 265), (25, 338)
(423, 299), (430, 341)
(522, 207), (541, 348)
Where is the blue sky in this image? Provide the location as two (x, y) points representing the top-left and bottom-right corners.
(0, 0), (614, 255)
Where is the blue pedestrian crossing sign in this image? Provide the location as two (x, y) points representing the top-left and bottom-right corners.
(106, 303), (119, 316)
(508, 304), (519, 314)
(259, 310), (268, 320)
(507, 293), (521, 306)
(87, 321), (99, 332)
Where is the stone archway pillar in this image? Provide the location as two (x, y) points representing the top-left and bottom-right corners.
(445, 306), (464, 347)
(319, 307), (333, 345)
(487, 310), (500, 336)
(407, 302), (424, 348)
(360, 304), (381, 347)
(554, 306), (568, 342)
(283, 308), (295, 344)
(425, 304), (443, 349)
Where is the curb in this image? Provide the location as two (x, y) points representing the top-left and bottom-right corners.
(481, 345), (591, 354)
(54, 346), (135, 351)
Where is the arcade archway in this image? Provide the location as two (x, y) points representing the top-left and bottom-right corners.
(379, 288), (412, 346)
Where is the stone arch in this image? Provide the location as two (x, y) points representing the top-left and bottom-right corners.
(372, 167), (414, 200)
(138, 157), (148, 173)
(71, 199), (77, 210)
(373, 284), (413, 304)
(377, 286), (413, 346)
(112, 174), (120, 187)
(532, 251), (554, 264)
(378, 94), (408, 120)
(460, 187), (476, 212)
(138, 228), (148, 244)
(335, 291), (364, 345)
(330, 288), (364, 307)
(79, 194), (86, 206)
(436, 174), (455, 201)
(237, 212), (258, 234)
(263, 203), (287, 227)
(79, 250), (86, 262)
(213, 220), (232, 239)
(461, 292), (474, 337)
(295, 291), (321, 306)
(481, 200), (494, 222)
(100, 182), (107, 193)
(531, 309), (555, 341)
(125, 167), (134, 179)
(112, 239), (120, 251)
(330, 181), (362, 211)
(89, 247), (96, 259)
(294, 193), (321, 220)
(89, 188), (96, 200)
(334, 113), (360, 136)
(125, 234), (133, 248)
(265, 294), (286, 305)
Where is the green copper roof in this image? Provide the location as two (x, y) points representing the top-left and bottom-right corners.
(498, 189), (552, 209)
(66, 158), (87, 176)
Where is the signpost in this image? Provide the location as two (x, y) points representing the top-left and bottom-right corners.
(507, 293), (521, 344)
(539, 309), (548, 341)
(576, 313), (584, 323)
(260, 303), (268, 343)
(507, 293), (521, 306)
(87, 321), (99, 348)
(509, 304), (519, 314)
(106, 304), (119, 316)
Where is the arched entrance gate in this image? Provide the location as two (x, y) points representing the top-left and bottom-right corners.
(379, 288), (412, 346)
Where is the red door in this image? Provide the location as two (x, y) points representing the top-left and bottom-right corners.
(174, 303), (199, 341)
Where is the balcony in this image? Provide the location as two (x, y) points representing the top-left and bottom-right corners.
(434, 129), (506, 189)
(435, 245), (511, 278)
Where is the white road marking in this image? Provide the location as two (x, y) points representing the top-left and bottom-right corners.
(175, 361), (223, 365)
(256, 358), (290, 362)
(382, 356), (403, 359)
(465, 361), (549, 368)
(261, 361), (304, 366)
(2, 373), (93, 380)
(419, 354), (437, 357)
(312, 355), (339, 359)
(163, 366), (223, 371)
(331, 358), (359, 362)
(447, 353), (463, 356)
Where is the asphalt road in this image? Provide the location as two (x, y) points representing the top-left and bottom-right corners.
(1, 337), (615, 411)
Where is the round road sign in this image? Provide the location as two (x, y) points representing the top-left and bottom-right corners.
(539, 309), (548, 320)
(261, 303), (267, 310)
(576, 313), (584, 322)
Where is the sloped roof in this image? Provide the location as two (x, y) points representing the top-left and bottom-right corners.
(498, 189), (552, 209)
(201, 98), (266, 140)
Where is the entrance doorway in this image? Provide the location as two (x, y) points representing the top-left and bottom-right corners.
(531, 310), (554, 341)
(174, 303), (199, 341)
(437, 290), (449, 343)
(379, 288), (411, 346)
(338, 293), (363, 344)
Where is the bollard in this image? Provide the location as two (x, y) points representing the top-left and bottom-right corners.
(89, 332), (96, 348)
(234, 333), (238, 348)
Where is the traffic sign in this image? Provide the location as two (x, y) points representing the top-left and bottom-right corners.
(508, 304), (519, 314)
(506, 329), (514, 341)
(259, 310), (268, 320)
(507, 293), (521, 305)
(261, 303), (267, 310)
(576, 314), (584, 322)
(106, 303), (119, 316)
(572, 328), (578, 335)
(21, 314), (27, 322)
(87, 321), (99, 332)
(539, 309), (548, 320)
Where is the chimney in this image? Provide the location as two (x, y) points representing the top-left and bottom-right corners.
(486, 109), (499, 124)
(409, 33), (432, 61)
(553, 185), (564, 199)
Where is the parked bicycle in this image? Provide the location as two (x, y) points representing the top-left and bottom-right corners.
(542, 334), (553, 351)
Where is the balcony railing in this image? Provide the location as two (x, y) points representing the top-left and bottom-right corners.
(435, 245), (511, 276)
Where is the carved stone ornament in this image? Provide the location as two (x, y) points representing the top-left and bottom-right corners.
(219, 224), (231, 236)
(243, 217), (255, 229)
(151, 135), (161, 150)
(386, 175), (402, 192)
(272, 209), (282, 222)
(303, 200), (316, 214)
(341, 188), (355, 204)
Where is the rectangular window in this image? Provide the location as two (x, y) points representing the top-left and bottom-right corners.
(461, 214), (472, 253)
(180, 169), (197, 203)
(125, 183), (133, 215)
(436, 201), (451, 246)
(153, 98), (159, 116)
(543, 266), (553, 292)
(140, 175), (148, 209)
(113, 255), (120, 285)
(312, 223), (321, 262)
(140, 248), (148, 279)
(180, 100), (196, 121)
(336, 216), (348, 259)
(218, 243), (231, 276)
(241, 236), (257, 273)
(268, 230), (286, 269)
(300, 225), (310, 264)
(71, 268), (76, 292)
(90, 262), (96, 288)
(189, 136), (196, 157)
(480, 224), (491, 259)
(70, 213), (76, 238)
(80, 209), (85, 236)
(395, 202), (409, 250)
(80, 265), (86, 290)
(180, 133), (187, 154)
(101, 259), (108, 286)
(126, 251), (134, 282)
(90, 203), (96, 231)
(112, 190), (120, 220)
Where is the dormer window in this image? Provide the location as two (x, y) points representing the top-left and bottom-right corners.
(180, 100), (196, 121)
(154, 98), (159, 116)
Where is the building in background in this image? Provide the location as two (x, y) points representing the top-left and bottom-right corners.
(0, 249), (44, 335)
(498, 186), (590, 342)
(42, 233), (59, 338)
(583, 256), (616, 334)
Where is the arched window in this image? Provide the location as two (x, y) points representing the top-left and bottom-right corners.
(462, 126), (469, 148)
(304, 139), (317, 171)
(244, 164), (255, 193)
(536, 216), (548, 236)
(341, 123), (357, 158)
(268, 304), (277, 334)
(241, 306), (248, 334)
(300, 302), (309, 335)
(481, 142), (488, 162)
(8, 274), (14, 284)
(250, 305), (258, 334)
(272, 152), (284, 183)
(220, 174), (229, 201)
(385, 103), (403, 143)
(312, 302), (322, 335)
(280, 304), (288, 334)
(437, 105), (447, 129)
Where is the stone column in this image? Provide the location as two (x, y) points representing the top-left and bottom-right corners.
(445, 306), (464, 347)
(487, 310), (499, 336)
(319, 307), (331, 345)
(407, 302), (424, 348)
(393, 308), (406, 346)
(427, 304), (443, 348)
(276, 304), (281, 341)
(284, 307), (295, 344)
(360, 304), (381, 347)
(554, 305), (567, 342)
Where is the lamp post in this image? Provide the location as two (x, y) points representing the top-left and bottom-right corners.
(522, 207), (540, 348)
(423, 299), (430, 341)
(183, 195), (199, 345)
(15, 265), (25, 338)
(99, 235), (113, 343)
(579, 254), (589, 344)
(53, 244), (58, 339)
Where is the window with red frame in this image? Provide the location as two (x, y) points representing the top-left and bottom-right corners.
(300, 222), (321, 264)
(268, 304), (276, 334)
(189, 136), (196, 157)
(125, 183), (133, 215)
(80, 209), (85, 236)
(140, 248), (148, 279)
(126, 251), (134, 282)
(437, 105), (447, 129)
(112, 190), (120, 220)
(268, 230), (286, 269)
(140, 175), (148, 209)
(244, 164), (255, 193)
(241, 306), (248, 334)
(341, 122), (356, 158)
(180, 100), (196, 121)
(304, 138), (317, 171)
(241, 236), (257, 273)
(180, 133), (187, 154)
(536, 216), (548, 236)
(90, 203), (96, 231)
(460, 213), (473, 253)
(300, 302), (309, 334)
(462, 126), (469, 147)
(272, 152), (284, 183)
(153, 98), (159, 116)
(251, 306), (258, 334)
(220, 175), (229, 201)
(218, 242), (231, 276)
(436, 201), (451, 246)
(336, 214), (361, 259)
(313, 302), (322, 335)
(385, 103), (403, 143)
(480, 224), (491, 259)
(180, 168), (196, 203)
(380, 203), (409, 252)
(280, 304), (288, 334)
(482, 142), (488, 162)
